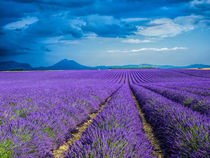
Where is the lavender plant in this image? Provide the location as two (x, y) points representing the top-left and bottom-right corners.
(131, 84), (209, 157)
(65, 85), (154, 158)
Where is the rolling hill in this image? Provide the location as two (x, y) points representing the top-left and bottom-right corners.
(0, 59), (210, 71)
(0, 61), (32, 71)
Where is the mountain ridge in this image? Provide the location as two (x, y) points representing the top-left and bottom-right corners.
(0, 59), (210, 71)
(47, 59), (91, 70)
(0, 61), (32, 71)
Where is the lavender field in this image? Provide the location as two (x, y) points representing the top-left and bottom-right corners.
(0, 69), (209, 158)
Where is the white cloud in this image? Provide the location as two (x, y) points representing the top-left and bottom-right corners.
(122, 39), (151, 43)
(121, 18), (148, 22)
(86, 15), (120, 25)
(137, 15), (203, 37)
(84, 33), (98, 39)
(108, 47), (187, 53)
(43, 36), (79, 45)
(4, 17), (38, 30)
(190, 0), (210, 6)
(174, 15), (203, 26)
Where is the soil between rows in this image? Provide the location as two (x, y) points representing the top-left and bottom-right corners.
(129, 86), (164, 158)
(53, 88), (120, 158)
(53, 84), (163, 158)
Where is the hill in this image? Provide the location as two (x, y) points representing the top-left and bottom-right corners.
(0, 61), (32, 71)
(47, 59), (92, 70)
(1, 59), (210, 71)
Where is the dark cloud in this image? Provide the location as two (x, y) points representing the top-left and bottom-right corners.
(70, 0), (174, 18)
(82, 15), (137, 37)
(83, 24), (136, 38)
(7, 0), (96, 8)
(4, 0), (191, 18)
(0, 0), (209, 60)
(0, 47), (29, 58)
(0, 0), (38, 29)
(0, 23), (43, 59)
(0, 11), (85, 58)
(0, 1), (37, 18)
(186, 0), (210, 17)
(0, 38), (46, 59)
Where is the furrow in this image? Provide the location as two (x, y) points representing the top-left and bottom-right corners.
(129, 86), (163, 158)
(53, 88), (120, 158)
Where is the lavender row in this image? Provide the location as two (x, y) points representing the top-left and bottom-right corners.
(154, 81), (210, 97)
(173, 69), (210, 78)
(65, 85), (154, 158)
(131, 84), (209, 157)
(139, 83), (210, 116)
(0, 70), (125, 86)
(155, 80), (210, 90)
(0, 72), (121, 157)
(128, 69), (209, 84)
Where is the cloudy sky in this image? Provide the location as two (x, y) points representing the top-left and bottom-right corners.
(0, 0), (210, 66)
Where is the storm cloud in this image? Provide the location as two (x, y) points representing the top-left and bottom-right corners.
(0, 0), (209, 64)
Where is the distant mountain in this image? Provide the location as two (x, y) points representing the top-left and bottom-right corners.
(97, 64), (210, 69)
(1, 59), (210, 71)
(95, 65), (140, 69)
(121, 64), (210, 69)
(47, 59), (92, 70)
(154, 64), (210, 69)
(139, 64), (156, 67)
(100, 64), (167, 69)
(183, 64), (210, 69)
(0, 61), (32, 71)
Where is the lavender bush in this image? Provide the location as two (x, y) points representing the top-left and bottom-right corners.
(131, 84), (209, 157)
(65, 85), (154, 158)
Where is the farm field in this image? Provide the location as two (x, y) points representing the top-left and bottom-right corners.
(0, 69), (209, 158)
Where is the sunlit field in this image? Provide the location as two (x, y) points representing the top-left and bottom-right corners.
(0, 69), (209, 157)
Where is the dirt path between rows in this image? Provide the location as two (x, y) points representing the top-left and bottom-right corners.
(53, 88), (120, 158)
(129, 86), (164, 158)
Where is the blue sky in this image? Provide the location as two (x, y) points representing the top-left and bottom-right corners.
(0, 0), (210, 66)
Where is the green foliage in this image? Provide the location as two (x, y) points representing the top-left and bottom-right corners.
(109, 67), (159, 69)
(179, 123), (209, 156)
(184, 97), (192, 106)
(98, 120), (112, 130)
(0, 139), (14, 158)
(9, 103), (15, 107)
(15, 109), (28, 119)
(91, 95), (101, 101)
(24, 99), (32, 102)
(42, 127), (55, 139)
(113, 121), (125, 129)
(9, 103), (15, 110)
(92, 136), (129, 157)
(19, 132), (31, 143)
